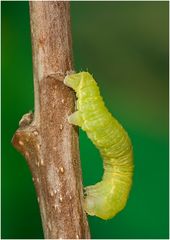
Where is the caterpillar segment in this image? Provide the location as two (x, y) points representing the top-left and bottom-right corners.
(64, 72), (133, 220)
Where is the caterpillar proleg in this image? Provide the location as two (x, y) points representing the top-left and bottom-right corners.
(64, 72), (133, 220)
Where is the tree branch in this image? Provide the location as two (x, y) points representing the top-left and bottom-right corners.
(12, 2), (90, 239)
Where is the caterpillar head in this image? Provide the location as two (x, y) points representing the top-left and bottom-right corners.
(64, 73), (81, 91)
(64, 71), (94, 91)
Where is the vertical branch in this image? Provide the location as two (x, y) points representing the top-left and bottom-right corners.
(12, 2), (90, 239)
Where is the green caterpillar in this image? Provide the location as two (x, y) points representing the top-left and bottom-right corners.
(64, 72), (133, 220)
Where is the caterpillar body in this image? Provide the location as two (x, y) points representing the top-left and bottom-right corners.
(64, 72), (133, 220)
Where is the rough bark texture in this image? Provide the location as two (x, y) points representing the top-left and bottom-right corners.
(12, 2), (90, 239)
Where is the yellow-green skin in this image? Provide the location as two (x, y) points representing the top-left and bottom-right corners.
(64, 72), (133, 220)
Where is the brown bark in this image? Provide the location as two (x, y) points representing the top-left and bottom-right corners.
(12, 2), (90, 239)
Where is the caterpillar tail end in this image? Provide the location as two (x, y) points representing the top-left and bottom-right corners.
(83, 185), (113, 220)
(83, 194), (110, 220)
(83, 196), (95, 217)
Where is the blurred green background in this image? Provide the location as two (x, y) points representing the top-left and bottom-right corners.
(2, 1), (169, 239)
